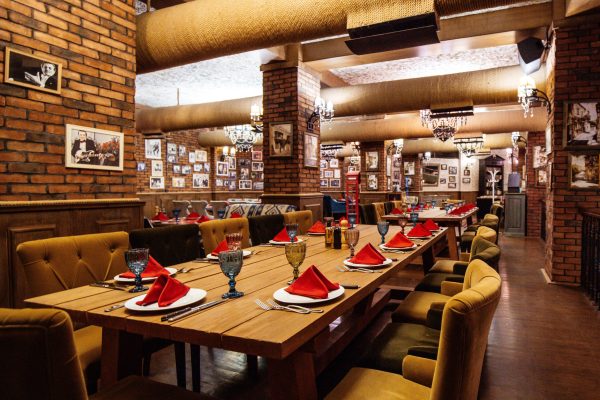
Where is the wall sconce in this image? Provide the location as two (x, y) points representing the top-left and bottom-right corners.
(250, 103), (263, 131)
(454, 136), (485, 158)
(518, 75), (551, 117)
(307, 96), (334, 132)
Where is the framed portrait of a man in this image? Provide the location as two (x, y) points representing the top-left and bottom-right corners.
(4, 47), (62, 94)
(145, 139), (161, 160)
(269, 122), (293, 157)
(366, 151), (379, 171)
(65, 124), (124, 171)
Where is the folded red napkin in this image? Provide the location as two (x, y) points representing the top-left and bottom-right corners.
(391, 208), (403, 215)
(385, 232), (415, 248)
(450, 206), (464, 215)
(152, 212), (169, 221)
(272, 228), (291, 242)
(136, 275), (190, 307)
(308, 220), (326, 234)
(197, 215), (211, 223)
(285, 265), (339, 299)
(423, 219), (440, 231)
(349, 243), (386, 265)
(230, 212), (242, 218)
(211, 239), (229, 256)
(186, 212), (200, 220)
(407, 223), (432, 237)
(119, 256), (170, 279)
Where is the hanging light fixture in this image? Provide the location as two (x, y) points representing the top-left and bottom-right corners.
(250, 103), (263, 131)
(420, 106), (471, 142)
(422, 151), (431, 162)
(393, 138), (404, 155)
(307, 96), (334, 132)
(517, 75), (551, 117)
(224, 124), (262, 152)
(320, 143), (343, 161)
(454, 136), (485, 158)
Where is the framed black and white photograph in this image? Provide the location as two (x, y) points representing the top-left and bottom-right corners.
(536, 169), (547, 187)
(320, 160), (328, 169)
(404, 161), (415, 176)
(449, 175), (456, 183)
(252, 150), (263, 161)
(348, 165), (358, 172)
(449, 166), (457, 175)
(532, 145), (547, 168)
(216, 179), (223, 187)
(216, 161), (229, 176)
(366, 151), (379, 171)
(422, 164), (439, 186)
(393, 171), (400, 180)
(228, 180), (236, 190)
(167, 143), (177, 155)
(172, 177), (185, 188)
(462, 177), (471, 184)
(330, 179), (341, 188)
(393, 156), (401, 168)
(189, 152), (196, 163)
(229, 171), (236, 178)
(441, 164), (447, 170)
(320, 179), (328, 187)
(240, 159), (251, 168)
(173, 164), (181, 174)
(240, 167), (250, 180)
(463, 169), (471, 176)
(569, 152), (599, 189)
(386, 156), (392, 177)
(145, 139), (161, 160)
(324, 170), (334, 178)
(182, 165), (191, 175)
(304, 132), (319, 168)
(66, 124), (124, 171)
(192, 173), (209, 189)
(270, 122), (293, 157)
(228, 156), (236, 170)
(4, 47), (62, 94)
(178, 145), (186, 157)
(367, 174), (378, 190)
(151, 160), (163, 176)
(193, 164), (202, 172)
(329, 158), (339, 168)
(448, 183), (457, 189)
(334, 169), (341, 179)
(204, 163), (210, 172)
(197, 150), (208, 162)
(564, 101), (600, 148)
(440, 178), (447, 184)
(150, 176), (165, 190)
(137, 162), (146, 172)
(254, 182), (264, 190)
(252, 162), (264, 172)
(239, 180), (252, 190)
(167, 154), (176, 164)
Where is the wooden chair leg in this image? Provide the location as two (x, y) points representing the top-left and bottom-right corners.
(142, 354), (151, 376)
(247, 354), (259, 378)
(174, 342), (186, 388)
(191, 344), (201, 392)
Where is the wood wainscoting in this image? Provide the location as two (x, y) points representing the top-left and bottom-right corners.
(0, 199), (144, 308)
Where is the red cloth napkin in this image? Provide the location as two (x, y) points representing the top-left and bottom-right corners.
(308, 220), (326, 234)
(385, 232), (415, 249)
(391, 208), (403, 215)
(135, 275), (190, 307)
(211, 239), (229, 256)
(450, 206), (464, 215)
(285, 265), (339, 299)
(423, 219), (440, 231)
(197, 215), (211, 223)
(407, 223), (432, 238)
(230, 212), (242, 218)
(349, 243), (386, 265)
(119, 256), (170, 279)
(272, 228), (291, 242)
(152, 212), (169, 221)
(186, 212), (200, 220)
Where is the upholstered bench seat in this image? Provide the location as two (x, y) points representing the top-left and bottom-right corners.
(391, 291), (449, 324)
(222, 203), (295, 219)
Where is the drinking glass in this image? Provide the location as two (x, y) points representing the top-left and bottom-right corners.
(285, 241), (306, 283)
(125, 248), (149, 293)
(377, 221), (389, 245)
(431, 200), (437, 208)
(323, 217), (334, 228)
(344, 228), (360, 258)
(225, 232), (243, 250)
(219, 250), (244, 298)
(410, 212), (419, 225)
(398, 216), (409, 234)
(285, 223), (299, 243)
(172, 208), (181, 222)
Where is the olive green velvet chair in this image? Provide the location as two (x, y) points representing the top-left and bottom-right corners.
(461, 214), (499, 250)
(326, 260), (502, 400)
(0, 307), (214, 400)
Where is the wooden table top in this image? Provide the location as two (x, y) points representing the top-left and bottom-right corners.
(383, 207), (478, 222)
(26, 225), (448, 360)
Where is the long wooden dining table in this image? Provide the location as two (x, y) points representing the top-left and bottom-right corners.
(25, 224), (448, 400)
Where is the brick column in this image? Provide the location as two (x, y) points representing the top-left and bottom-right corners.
(260, 63), (323, 219)
(525, 131), (546, 237)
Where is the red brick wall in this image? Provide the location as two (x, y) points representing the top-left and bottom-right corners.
(262, 65), (321, 194)
(0, 0), (137, 200)
(360, 142), (386, 192)
(547, 16), (600, 284)
(526, 131), (547, 237)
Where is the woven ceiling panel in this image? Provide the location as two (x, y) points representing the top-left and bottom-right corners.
(434, 0), (532, 16)
(347, 0), (435, 29)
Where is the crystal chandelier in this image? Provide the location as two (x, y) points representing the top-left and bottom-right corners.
(307, 96), (334, 132)
(454, 136), (485, 158)
(224, 124), (262, 152)
(517, 76), (551, 118)
(320, 143), (343, 161)
(250, 103), (263, 132)
(420, 109), (469, 142)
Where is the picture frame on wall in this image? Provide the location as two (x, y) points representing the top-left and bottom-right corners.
(137, 162), (146, 172)
(240, 159), (251, 168)
(366, 151), (379, 171)
(449, 166), (457, 175)
(192, 173), (209, 189)
(173, 164), (181, 174)
(216, 179), (223, 187)
(320, 179), (328, 187)
(252, 161), (264, 172)
(330, 179), (341, 188)
(324, 170), (334, 178)
(167, 143), (177, 155)
(145, 138), (161, 160)
(448, 183), (457, 189)
(189, 152), (196, 163)
(536, 169), (547, 187)
(253, 182), (264, 190)
(568, 152), (599, 189)
(149, 176), (165, 190)
(227, 156), (236, 170)
(563, 101), (600, 148)
(441, 164), (447, 170)
(182, 165), (191, 175)
(404, 161), (415, 176)
(197, 150), (208, 162)
(304, 132), (319, 167)
(449, 175), (456, 183)
(462, 177), (471, 184)
(66, 124), (124, 171)
(269, 122), (293, 157)
(440, 178), (447, 184)
(193, 164), (202, 172)
(167, 154), (176, 163)
(393, 156), (401, 168)
(333, 169), (341, 179)
(422, 164), (440, 186)
(4, 47), (62, 94)
(463, 169), (471, 176)
(178, 145), (186, 157)
(320, 160), (328, 169)
(533, 145), (547, 168)
(239, 180), (252, 190)
(367, 174), (378, 190)
(252, 150), (262, 161)
(216, 161), (229, 176)
(172, 177), (185, 188)
(329, 158), (339, 168)
(386, 156), (392, 177)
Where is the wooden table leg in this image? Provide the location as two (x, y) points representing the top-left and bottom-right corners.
(422, 245), (435, 273)
(446, 226), (459, 260)
(267, 351), (317, 400)
(100, 328), (143, 388)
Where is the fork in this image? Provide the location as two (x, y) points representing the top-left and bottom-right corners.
(337, 266), (382, 274)
(176, 267), (196, 273)
(255, 299), (309, 314)
(266, 299), (323, 313)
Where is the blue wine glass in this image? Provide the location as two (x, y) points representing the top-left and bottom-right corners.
(219, 250), (244, 299)
(125, 248), (149, 293)
(172, 208), (181, 223)
(285, 223), (299, 243)
(377, 221), (389, 245)
(410, 212), (419, 226)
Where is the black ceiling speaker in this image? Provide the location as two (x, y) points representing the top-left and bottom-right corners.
(345, 13), (439, 55)
(517, 37), (545, 75)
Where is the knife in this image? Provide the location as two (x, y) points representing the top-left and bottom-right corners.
(90, 282), (127, 291)
(163, 299), (227, 322)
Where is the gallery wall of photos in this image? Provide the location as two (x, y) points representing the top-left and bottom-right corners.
(319, 158), (345, 191)
(214, 146), (264, 191)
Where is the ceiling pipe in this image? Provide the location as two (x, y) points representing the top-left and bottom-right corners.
(136, 65), (545, 133)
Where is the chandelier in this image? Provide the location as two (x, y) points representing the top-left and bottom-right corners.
(517, 76), (551, 117)
(250, 103), (263, 131)
(224, 125), (262, 152)
(420, 107), (470, 142)
(320, 143), (343, 161)
(307, 96), (334, 132)
(454, 136), (485, 158)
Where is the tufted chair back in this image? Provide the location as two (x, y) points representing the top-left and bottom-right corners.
(129, 224), (200, 267)
(373, 202), (386, 222)
(16, 232), (129, 298)
(199, 218), (251, 254)
(383, 202), (394, 215)
(0, 308), (88, 400)
(191, 200), (210, 217)
(248, 214), (285, 246)
(283, 210), (313, 234)
(469, 236), (501, 270)
(392, 200), (404, 210)
(476, 226), (497, 244)
(359, 204), (378, 225)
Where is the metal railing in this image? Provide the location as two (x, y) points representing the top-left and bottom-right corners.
(581, 211), (600, 309)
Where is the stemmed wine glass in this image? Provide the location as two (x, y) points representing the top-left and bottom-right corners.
(285, 241), (306, 284)
(219, 250), (244, 299)
(125, 248), (149, 293)
(344, 228), (360, 258)
(398, 216), (409, 234)
(285, 223), (299, 243)
(172, 208), (181, 223)
(410, 212), (419, 226)
(377, 221), (389, 245)
(226, 232), (243, 250)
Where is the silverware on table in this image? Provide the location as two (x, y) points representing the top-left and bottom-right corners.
(266, 299), (323, 314)
(104, 303), (124, 312)
(163, 299), (228, 322)
(336, 266), (382, 274)
(255, 299), (309, 314)
(340, 284), (360, 289)
(90, 282), (127, 291)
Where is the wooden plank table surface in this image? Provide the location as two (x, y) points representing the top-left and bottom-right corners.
(26, 224), (449, 400)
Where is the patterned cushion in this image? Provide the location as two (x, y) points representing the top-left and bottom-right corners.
(222, 204), (296, 218)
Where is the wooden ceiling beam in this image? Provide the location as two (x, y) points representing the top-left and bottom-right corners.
(565, 0), (600, 16)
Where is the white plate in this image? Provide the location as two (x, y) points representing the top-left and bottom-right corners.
(343, 258), (394, 269)
(124, 288), (207, 312)
(269, 238), (304, 245)
(307, 232), (325, 236)
(379, 244), (417, 251)
(206, 249), (252, 260)
(407, 235), (432, 239)
(273, 286), (345, 305)
(114, 267), (178, 283)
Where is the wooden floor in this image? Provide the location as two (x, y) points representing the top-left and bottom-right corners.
(148, 234), (600, 399)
